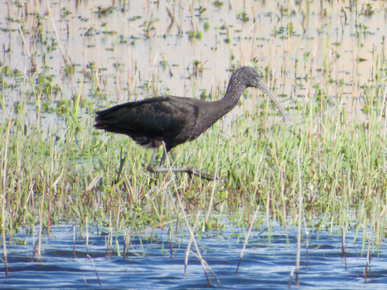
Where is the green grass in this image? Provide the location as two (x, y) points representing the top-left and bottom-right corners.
(1, 83), (386, 246)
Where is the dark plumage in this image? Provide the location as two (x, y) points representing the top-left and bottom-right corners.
(95, 66), (286, 180)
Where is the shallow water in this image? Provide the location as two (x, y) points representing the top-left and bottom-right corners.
(1, 0), (383, 126)
(1, 222), (385, 289)
(1, 1), (386, 288)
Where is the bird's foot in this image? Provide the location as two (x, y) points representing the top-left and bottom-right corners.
(147, 165), (224, 182)
(186, 168), (224, 182)
(147, 164), (156, 173)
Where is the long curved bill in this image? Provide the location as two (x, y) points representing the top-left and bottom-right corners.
(257, 81), (286, 122)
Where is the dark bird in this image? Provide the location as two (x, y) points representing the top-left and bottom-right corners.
(95, 66), (286, 180)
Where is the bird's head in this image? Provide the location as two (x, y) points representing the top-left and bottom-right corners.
(231, 66), (263, 88)
(230, 66), (286, 122)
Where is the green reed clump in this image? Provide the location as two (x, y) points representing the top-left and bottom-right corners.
(1, 72), (386, 250)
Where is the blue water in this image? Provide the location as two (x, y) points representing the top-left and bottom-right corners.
(0, 222), (385, 289)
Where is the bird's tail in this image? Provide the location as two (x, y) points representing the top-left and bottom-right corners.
(94, 103), (132, 131)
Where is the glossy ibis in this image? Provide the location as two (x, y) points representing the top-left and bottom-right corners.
(95, 66), (286, 180)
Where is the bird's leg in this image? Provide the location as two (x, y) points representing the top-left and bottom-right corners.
(146, 148), (159, 173)
(159, 147), (167, 166)
(146, 146), (217, 181)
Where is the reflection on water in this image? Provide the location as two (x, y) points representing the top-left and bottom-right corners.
(1, 221), (386, 289)
(1, 0), (383, 126)
(1, 2), (386, 288)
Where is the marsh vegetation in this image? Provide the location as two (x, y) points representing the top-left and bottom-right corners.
(1, 0), (386, 288)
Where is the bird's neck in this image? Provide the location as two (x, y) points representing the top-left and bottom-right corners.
(209, 83), (247, 120)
